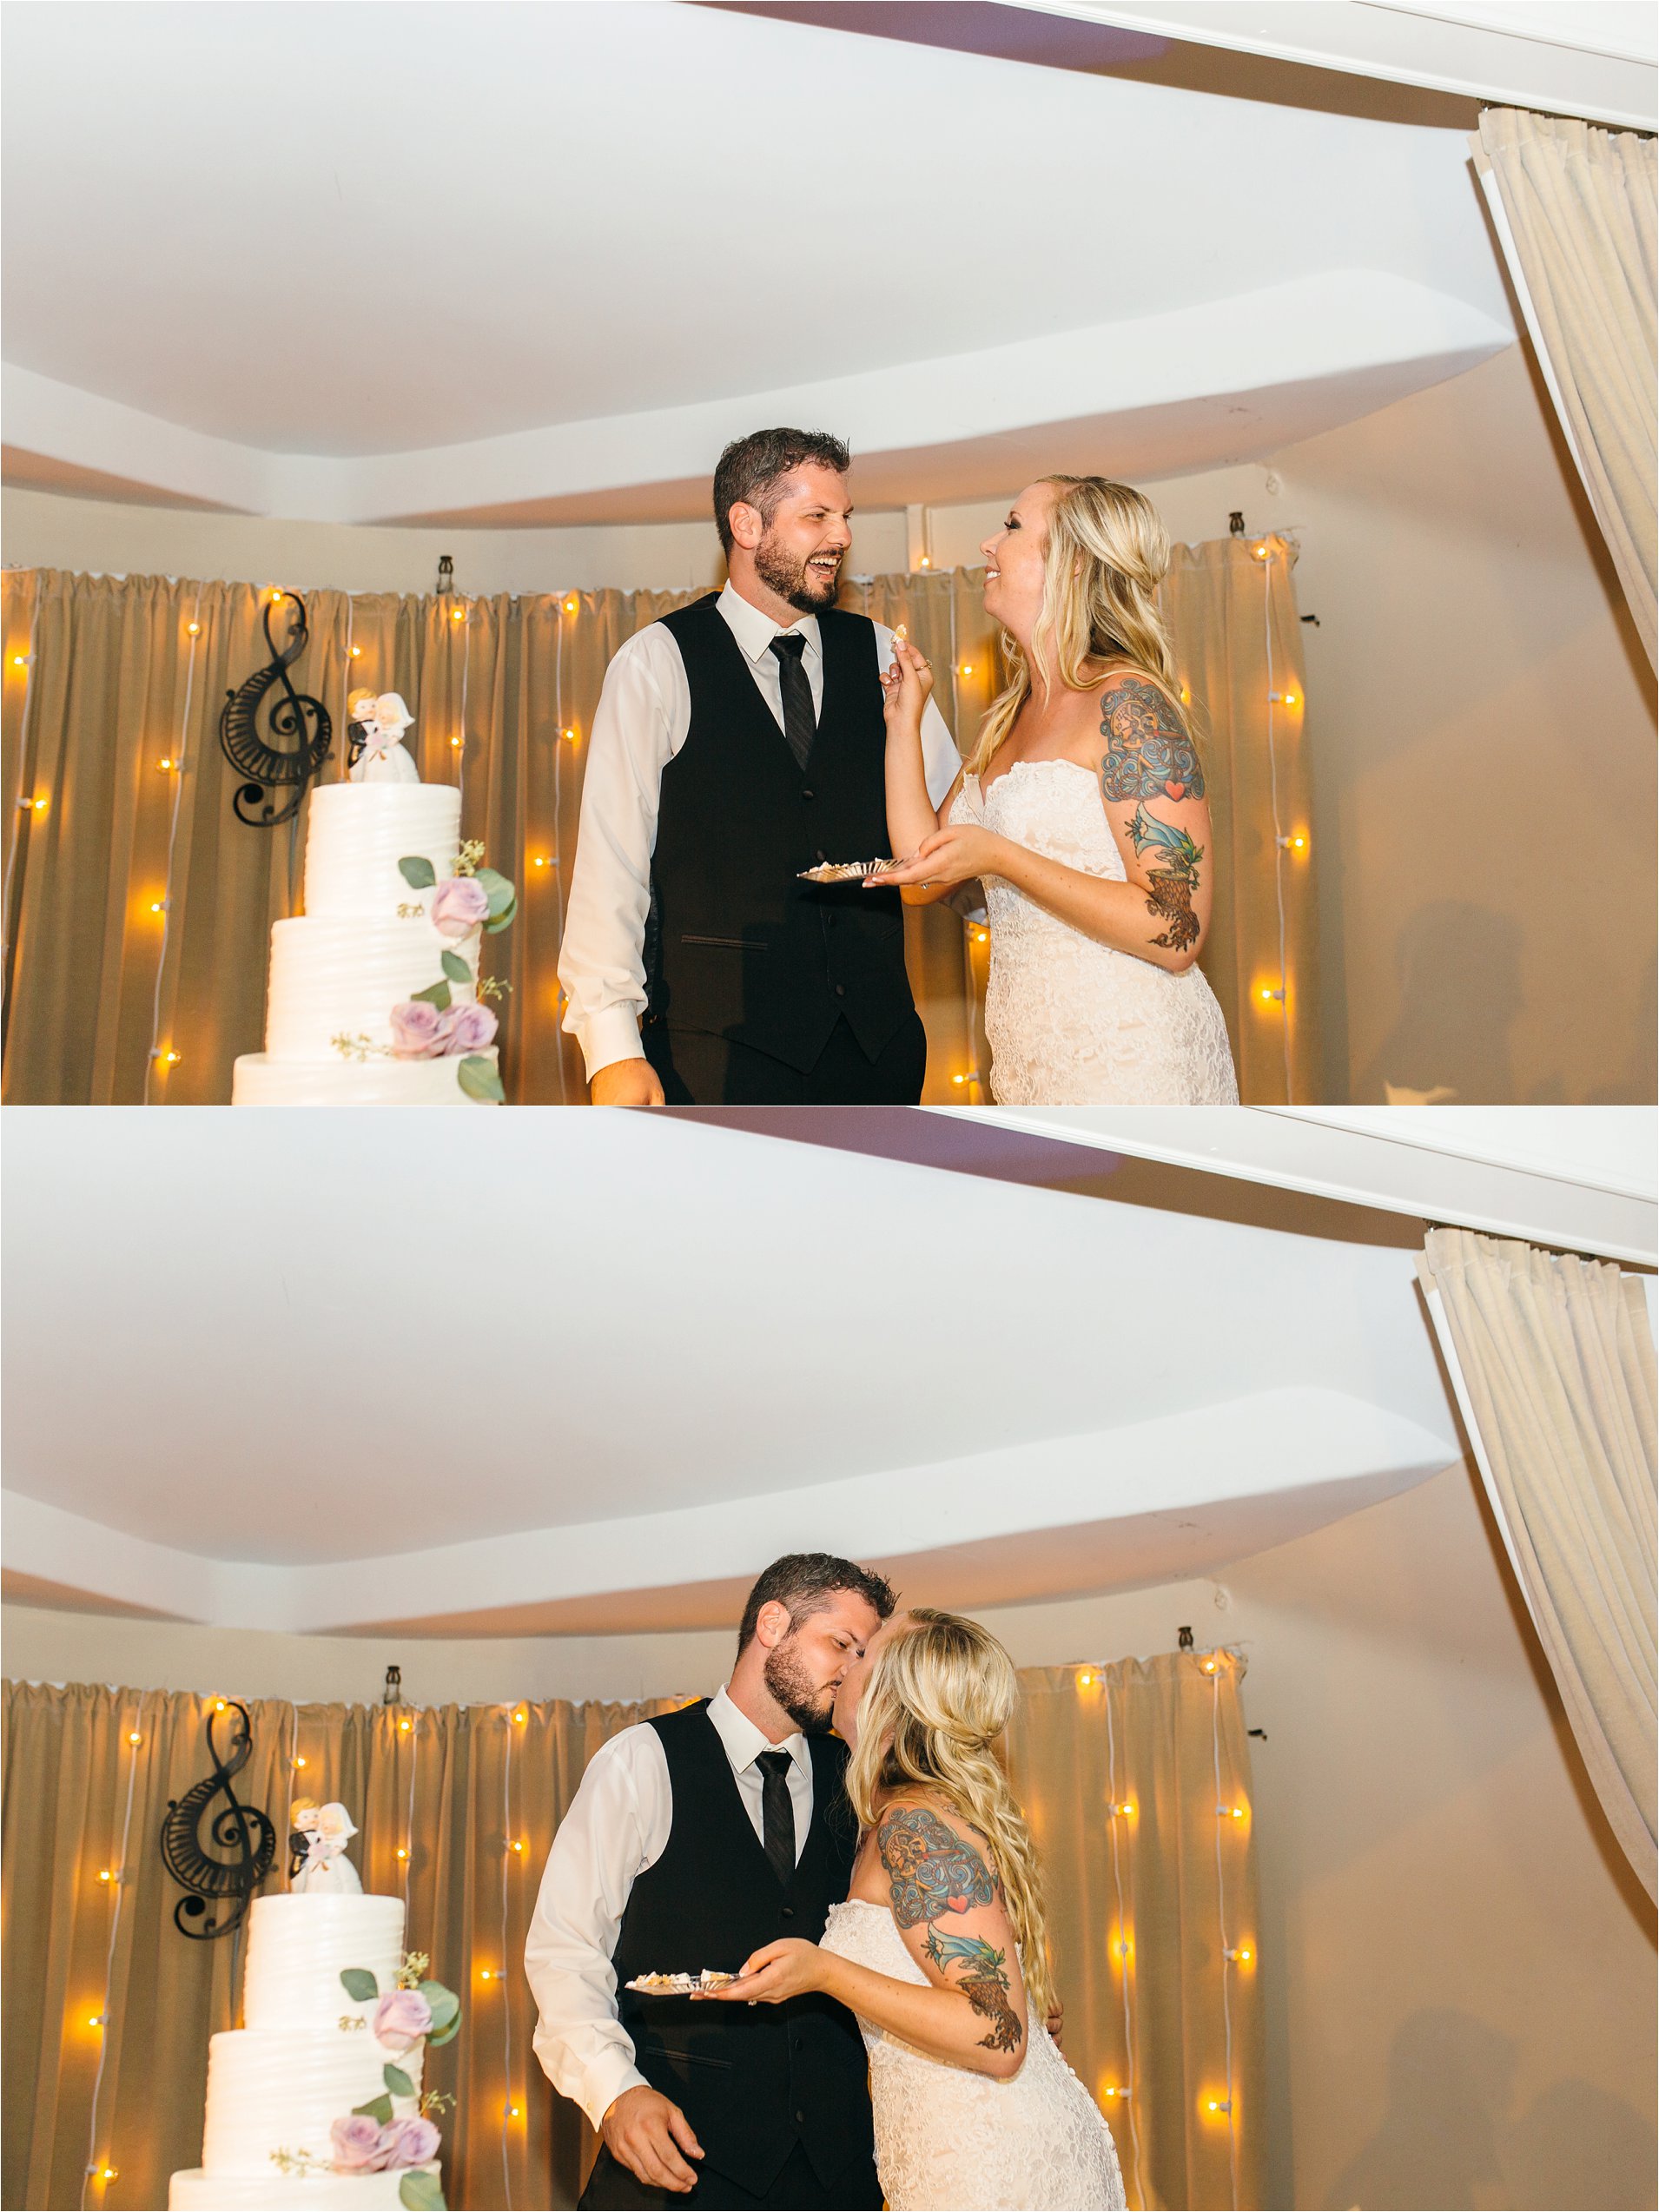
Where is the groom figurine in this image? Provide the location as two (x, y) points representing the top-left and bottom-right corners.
(525, 1553), (896, 2209)
(558, 428), (961, 1104)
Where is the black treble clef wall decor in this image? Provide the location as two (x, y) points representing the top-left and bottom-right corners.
(218, 591), (333, 827)
(159, 1700), (278, 1940)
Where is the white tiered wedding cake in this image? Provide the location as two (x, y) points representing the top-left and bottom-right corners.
(169, 1888), (454, 2210)
(232, 695), (512, 1107)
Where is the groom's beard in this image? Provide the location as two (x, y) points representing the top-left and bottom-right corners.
(763, 1636), (839, 1736)
(755, 531), (841, 614)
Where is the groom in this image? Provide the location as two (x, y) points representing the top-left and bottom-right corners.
(557, 428), (961, 1105)
(525, 1553), (896, 2209)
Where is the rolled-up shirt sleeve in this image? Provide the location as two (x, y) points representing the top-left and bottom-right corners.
(525, 1731), (655, 2129)
(557, 634), (677, 1082)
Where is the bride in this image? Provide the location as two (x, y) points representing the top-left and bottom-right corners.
(702, 1608), (1124, 2212)
(875, 476), (1239, 1105)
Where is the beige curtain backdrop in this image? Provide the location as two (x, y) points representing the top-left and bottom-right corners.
(1473, 109), (1658, 669)
(1008, 1653), (1266, 2212)
(1418, 1228), (1658, 1903)
(3, 1658), (1261, 2212)
(2, 552), (1315, 1106)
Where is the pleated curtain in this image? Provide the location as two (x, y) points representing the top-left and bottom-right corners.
(1473, 110), (1657, 670)
(3, 1657), (1264, 2212)
(2, 551), (1315, 1106)
(1418, 1228), (1658, 1902)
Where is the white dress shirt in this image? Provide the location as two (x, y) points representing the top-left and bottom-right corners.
(558, 581), (965, 1080)
(525, 1686), (817, 2129)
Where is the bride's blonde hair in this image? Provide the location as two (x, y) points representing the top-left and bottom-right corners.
(968, 475), (1192, 778)
(844, 1608), (1055, 2022)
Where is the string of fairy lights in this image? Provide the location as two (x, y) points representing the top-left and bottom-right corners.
(501, 1703), (521, 2209)
(3, 582), (44, 1006)
(80, 1703), (146, 2206)
(1074, 1647), (1253, 2211)
(1255, 537), (1300, 1104)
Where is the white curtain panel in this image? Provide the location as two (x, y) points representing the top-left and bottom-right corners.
(1419, 1225), (1658, 1900)
(1473, 109), (1658, 669)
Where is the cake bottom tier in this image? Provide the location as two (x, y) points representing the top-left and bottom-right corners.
(232, 1052), (499, 1106)
(169, 2162), (439, 2209)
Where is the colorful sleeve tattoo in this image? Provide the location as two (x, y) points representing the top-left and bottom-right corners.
(877, 1806), (1023, 2055)
(1099, 680), (1206, 954)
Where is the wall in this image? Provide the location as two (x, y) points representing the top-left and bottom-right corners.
(6, 1458), (1654, 2211)
(1274, 344), (1656, 1109)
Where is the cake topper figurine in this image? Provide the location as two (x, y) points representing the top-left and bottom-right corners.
(347, 691), (420, 785)
(289, 1800), (364, 1892)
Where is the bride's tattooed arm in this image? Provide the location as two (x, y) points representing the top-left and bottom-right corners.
(1099, 677), (1209, 956)
(878, 1806), (1025, 2057)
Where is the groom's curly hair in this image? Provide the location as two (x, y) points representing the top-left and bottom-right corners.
(713, 428), (851, 556)
(737, 1551), (896, 1654)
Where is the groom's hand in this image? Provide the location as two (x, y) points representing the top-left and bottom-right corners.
(588, 1058), (665, 1107)
(600, 2085), (703, 2194)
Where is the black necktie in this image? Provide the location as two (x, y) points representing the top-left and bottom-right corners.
(768, 633), (816, 772)
(756, 1749), (796, 1887)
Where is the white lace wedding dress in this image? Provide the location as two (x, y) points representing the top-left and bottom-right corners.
(821, 1900), (1125, 2211)
(952, 763), (1239, 1105)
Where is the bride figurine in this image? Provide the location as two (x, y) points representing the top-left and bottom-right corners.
(290, 1799), (364, 1892)
(347, 690), (420, 785)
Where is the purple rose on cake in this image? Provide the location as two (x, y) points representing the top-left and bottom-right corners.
(377, 2116), (441, 2168)
(331, 2114), (390, 2170)
(430, 877), (490, 939)
(373, 1987), (433, 2053)
(389, 1000), (446, 1059)
(436, 1001), (498, 1055)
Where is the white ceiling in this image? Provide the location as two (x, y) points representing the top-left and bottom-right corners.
(3, 1109), (1463, 1635)
(1, 0), (1517, 524)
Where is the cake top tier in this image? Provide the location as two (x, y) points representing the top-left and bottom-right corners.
(242, 1892), (406, 2031)
(302, 783), (462, 921)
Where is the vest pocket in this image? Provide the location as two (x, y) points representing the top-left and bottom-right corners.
(679, 934), (769, 953)
(639, 2043), (735, 2071)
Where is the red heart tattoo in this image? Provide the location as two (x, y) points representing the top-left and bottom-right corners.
(1164, 779), (1185, 800)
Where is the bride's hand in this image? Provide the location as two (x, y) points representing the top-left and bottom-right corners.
(879, 636), (934, 730)
(872, 822), (1007, 892)
(695, 1938), (825, 2004)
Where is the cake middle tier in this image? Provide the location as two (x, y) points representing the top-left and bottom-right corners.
(303, 783), (462, 919)
(200, 2027), (425, 2176)
(266, 918), (479, 1061)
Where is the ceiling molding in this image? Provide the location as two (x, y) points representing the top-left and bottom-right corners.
(1, 1387), (1455, 1634)
(2, 274), (1510, 525)
(997, 0), (1657, 125)
(931, 1106), (1659, 1262)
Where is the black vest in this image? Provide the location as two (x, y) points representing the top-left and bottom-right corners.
(611, 1702), (874, 2197)
(645, 596), (915, 1072)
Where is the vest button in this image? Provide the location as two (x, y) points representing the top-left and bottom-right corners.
(781, 1905), (796, 1919)
(803, 787), (815, 802)
(815, 848), (827, 863)
(795, 2110), (807, 2127)
(834, 984), (847, 998)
